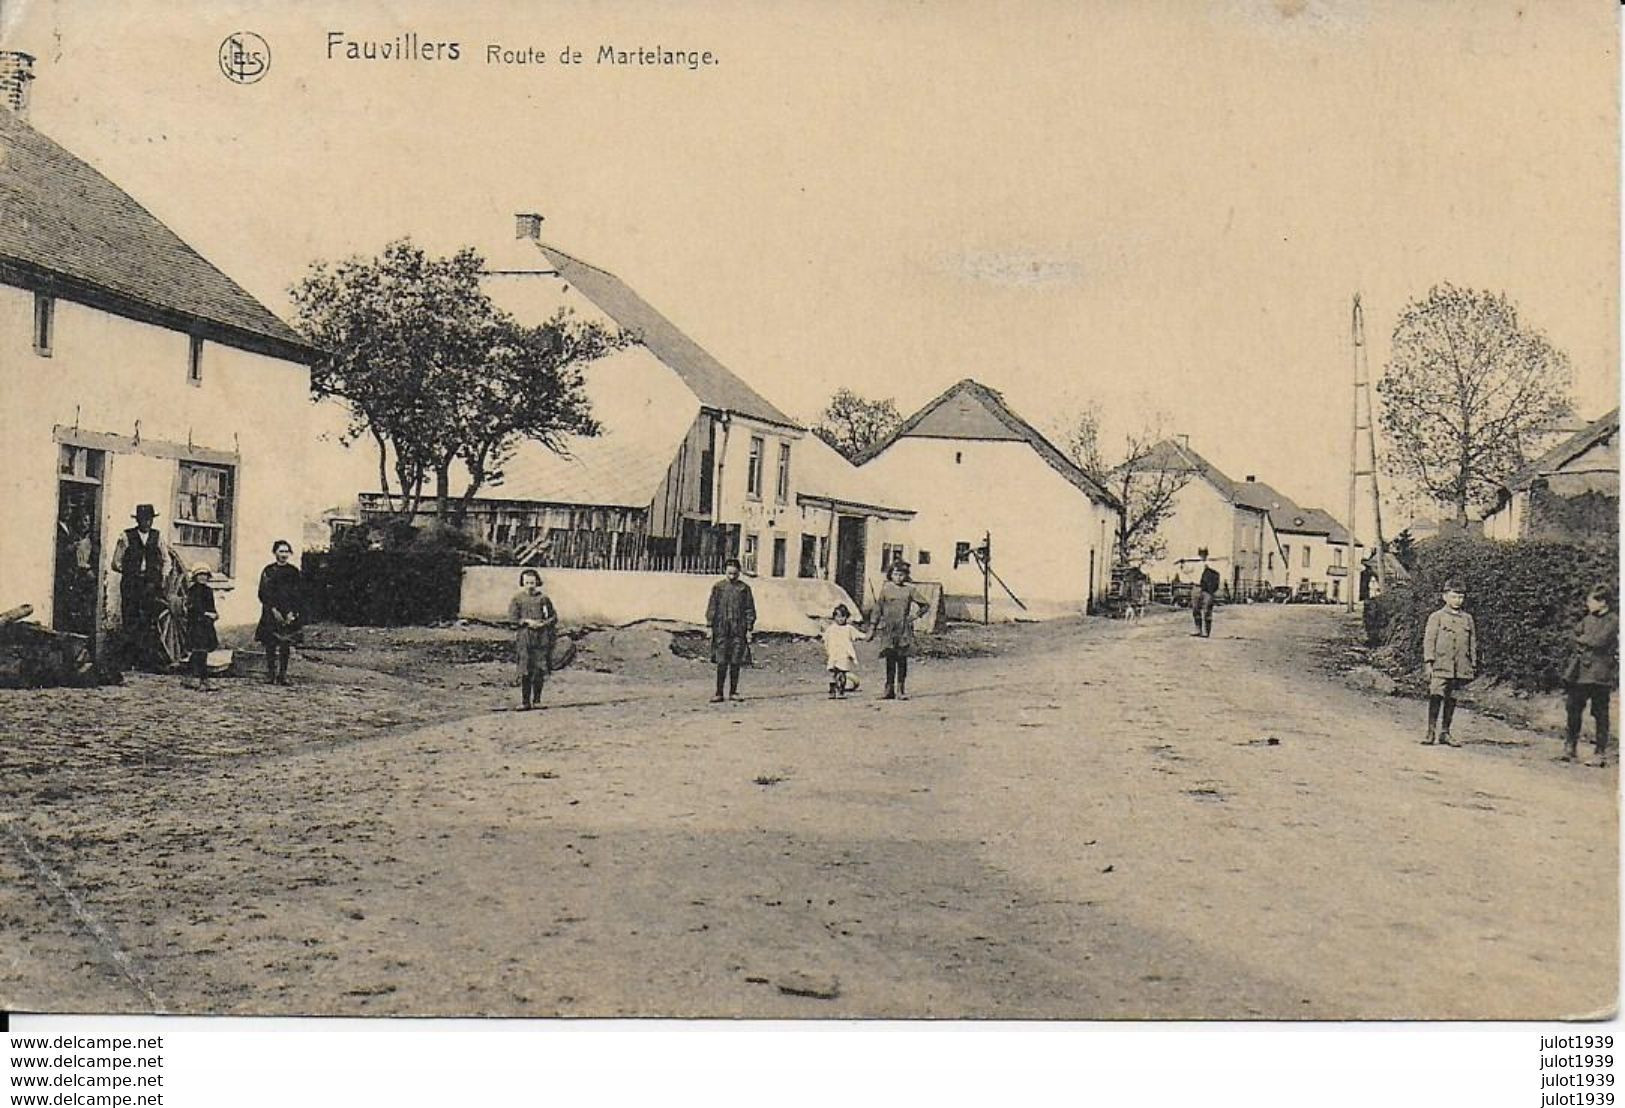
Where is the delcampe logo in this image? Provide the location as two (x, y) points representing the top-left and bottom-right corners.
(219, 32), (270, 84)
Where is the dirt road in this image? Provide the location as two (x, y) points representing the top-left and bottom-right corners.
(1, 605), (1614, 1019)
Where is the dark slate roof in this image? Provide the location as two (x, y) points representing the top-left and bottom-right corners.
(533, 242), (798, 429)
(0, 110), (312, 361)
(1503, 408), (1620, 492)
(854, 378), (1120, 508)
(1137, 438), (1242, 502)
(1233, 476), (1296, 516)
(1281, 506), (1356, 546)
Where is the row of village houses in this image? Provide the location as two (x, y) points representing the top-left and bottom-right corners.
(1, 51), (1616, 647)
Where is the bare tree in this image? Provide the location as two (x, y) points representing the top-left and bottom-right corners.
(814, 388), (903, 461)
(1057, 405), (1193, 569)
(1377, 284), (1573, 524)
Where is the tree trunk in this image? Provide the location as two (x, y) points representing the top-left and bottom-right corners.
(372, 431), (396, 514)
(434, 466), (453, 529)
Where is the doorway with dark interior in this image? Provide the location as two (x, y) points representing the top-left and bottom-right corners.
(54, 446), (106, 642)
(835, 515), (866, 609)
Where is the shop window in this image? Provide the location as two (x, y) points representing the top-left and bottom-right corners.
(174, 461), (234, 575)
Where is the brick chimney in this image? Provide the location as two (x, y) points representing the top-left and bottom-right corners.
(0, 51), (36, 117)
(515, 212), (544, 240)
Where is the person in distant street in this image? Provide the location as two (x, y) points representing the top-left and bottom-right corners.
(507, 569), (558, 711)
(870, 560), (929, 700)
(1561, 584), (1617, 767)
(707, 558), (755, 703)
(1191, 549), (1221, 638)
(822, 604), (862, 698)
(110, 503), (167, 671)
(183, 564), (220, 692)
(1421, 579), (1476, 747)
(255, 539), (304, 686)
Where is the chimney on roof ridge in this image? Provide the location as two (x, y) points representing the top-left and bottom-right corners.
(1245, 475), (1256, 482)
(0, 51), (35, 118)
(515, 212), (544, 240)
(1176, 434), (1190, 450)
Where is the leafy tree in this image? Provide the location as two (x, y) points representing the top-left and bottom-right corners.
(814, 388), (903, 461)
(1376, 284), (1573, 524)
(1058, 403), (1194, 570)
(291, 239), (618, 522)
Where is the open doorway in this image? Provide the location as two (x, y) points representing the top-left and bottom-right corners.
(54, 446), (106, 640)
(835, 515), (866, 609)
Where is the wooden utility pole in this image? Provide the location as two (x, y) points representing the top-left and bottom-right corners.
(1348, 294), (1388, 611)
(982, 531), (991, 625)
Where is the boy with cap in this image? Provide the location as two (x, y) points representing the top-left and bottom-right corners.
(1421, 579), (1476, 746)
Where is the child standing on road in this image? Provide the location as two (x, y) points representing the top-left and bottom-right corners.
(822, 604), (862, 698)
(184, 564), (220, 693)
(1561, 584), (1618, 767)
(507, 569), (557, 711)
(1422, 579), (1476, 747)
(706, 558), (756, 703)
(871, 560), (929, 700)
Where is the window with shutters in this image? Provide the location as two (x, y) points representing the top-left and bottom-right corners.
(174, 461), (235, 575)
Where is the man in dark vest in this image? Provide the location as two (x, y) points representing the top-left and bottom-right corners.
(111, 504), (168, 670)
(1191, 548), (1221, 638)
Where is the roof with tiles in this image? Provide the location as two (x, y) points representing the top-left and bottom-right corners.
(853, 378), (1119, 508)
(531, 242), (799, 429)
(0, 109), (311, 360)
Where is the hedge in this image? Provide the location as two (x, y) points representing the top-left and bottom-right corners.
(1363, 534), (1618, 691)
(302, 526), (466, 626)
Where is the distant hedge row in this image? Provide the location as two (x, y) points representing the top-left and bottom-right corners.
(1363, 534), (1618, 691)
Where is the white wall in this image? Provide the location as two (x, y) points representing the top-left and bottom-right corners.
(859, 438), (1109, 612)
(1139, 478), (1237, 584)
(461, 565), (857, 636)
(0, 285), (313, 629)
(1276, 532), (1357, 601)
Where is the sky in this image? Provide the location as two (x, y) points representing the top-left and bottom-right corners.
(3, 0), (1617, 537)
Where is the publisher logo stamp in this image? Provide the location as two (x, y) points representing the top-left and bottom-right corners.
(219, 32), (270, 84)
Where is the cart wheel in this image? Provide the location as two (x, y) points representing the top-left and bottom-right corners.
(155, 608), (187, 669)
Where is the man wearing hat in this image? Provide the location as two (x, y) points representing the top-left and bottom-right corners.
(110, 504), (168, 670)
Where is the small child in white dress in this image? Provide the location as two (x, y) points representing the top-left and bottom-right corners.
(822, 604), (863, 698)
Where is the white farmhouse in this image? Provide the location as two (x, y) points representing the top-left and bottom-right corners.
(854, 379), (1119, 619)
(0, 54), (316, 650)
(1481, 409), (1619, 543)
(1132, 439), (1284, 599)
(353, 216), (916, 622)
(1269, 505), (1362, 604)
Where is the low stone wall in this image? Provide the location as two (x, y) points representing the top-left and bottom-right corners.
(460, 567), (859, 635)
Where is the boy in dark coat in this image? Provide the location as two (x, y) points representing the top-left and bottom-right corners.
(1562, 585), (1618, 767)
(1422, 579), (1475, 746)
(706, 558), (755, 702)
(1191, 549), (1221, 638)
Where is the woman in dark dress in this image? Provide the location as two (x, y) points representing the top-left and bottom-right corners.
(255, 539), (303, 686)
